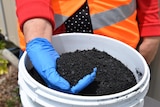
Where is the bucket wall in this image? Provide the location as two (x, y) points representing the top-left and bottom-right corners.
(18, 33), (150, 107)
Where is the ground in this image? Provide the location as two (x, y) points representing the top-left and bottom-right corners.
(0, 65), (22, 107)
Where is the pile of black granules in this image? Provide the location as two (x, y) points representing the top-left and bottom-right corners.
(29, 48), (137, 96)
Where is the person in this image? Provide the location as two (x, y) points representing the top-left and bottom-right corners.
(15, 0), (160, 93)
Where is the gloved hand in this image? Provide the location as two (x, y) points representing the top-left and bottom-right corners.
(26, 38), (97, 94)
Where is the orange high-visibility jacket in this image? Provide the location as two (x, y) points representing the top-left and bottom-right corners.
(51, 0), (139, 48)
(16, 0), (160, 51)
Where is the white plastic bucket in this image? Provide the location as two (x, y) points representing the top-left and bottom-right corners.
(18, 33), (150, 107)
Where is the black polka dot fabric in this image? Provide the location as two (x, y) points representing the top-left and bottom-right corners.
(64, 1), (93, 33)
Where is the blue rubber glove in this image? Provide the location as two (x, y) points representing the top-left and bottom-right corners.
(70, 67), (97, 94)
(26, 38), (97, 94)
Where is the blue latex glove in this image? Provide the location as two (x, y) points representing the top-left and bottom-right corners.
(26, 38), (97, 94)
(70, 67), (97, 94)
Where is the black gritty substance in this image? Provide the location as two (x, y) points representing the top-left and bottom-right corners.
(29, 48), (137, 96)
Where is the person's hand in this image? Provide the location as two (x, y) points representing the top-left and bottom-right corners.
(138, 36), (160, 65)
(70, 67), (97, 94)
(26, 38), (97, 94)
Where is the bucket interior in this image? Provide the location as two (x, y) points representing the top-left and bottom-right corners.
(24, 33), (149, 92)
(19, 33), (150, 107)
(51, 33), (148, 83)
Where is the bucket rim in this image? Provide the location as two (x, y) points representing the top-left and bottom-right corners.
(19, 33), (150, 100)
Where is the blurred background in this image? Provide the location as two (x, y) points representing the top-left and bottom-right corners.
(0, 0), (160, 106)
(0, 0), (19, 46)
(0, 1), (20, 106)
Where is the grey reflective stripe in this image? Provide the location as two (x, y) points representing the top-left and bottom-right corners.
(54, 0), (136, 30)
(54, 14), (68, 29)
(91, 0), (136, 30)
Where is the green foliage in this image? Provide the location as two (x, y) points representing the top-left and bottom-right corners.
(0, 40), (6, 49)
(0, 40), (8, 75)
(0, 57), (8, 75)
